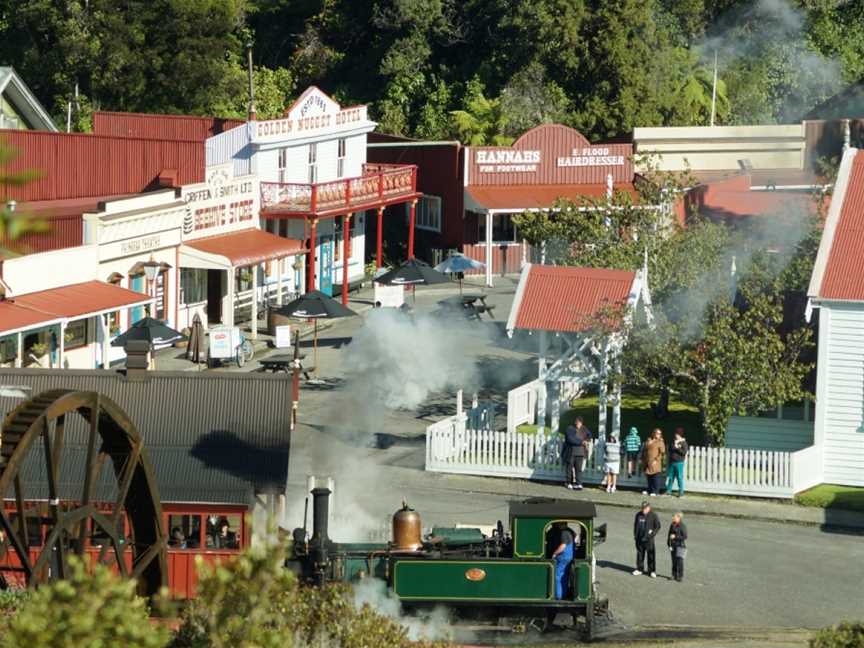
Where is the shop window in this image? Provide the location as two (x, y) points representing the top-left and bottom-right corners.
(0, 335), (17, 365)
(204, 513), (242, 550)
(337, 138), (346, 178)
(308, 143), (318, 184)
(129, 273), (146, 324)
(478, 213), (517, 243)
(180, 268), (207, 305)
(64, 319), (88, 350)
(235, 267), (254, 293)
(167, 514), (202, 550)
(415, 196), (442, 232)
(278, 148), (288, 183)
(334, 217), (355, 262)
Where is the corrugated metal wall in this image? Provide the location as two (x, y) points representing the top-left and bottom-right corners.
(93, 111), (245, 141)
(205, 125), (252, 176)
(0, 130), (206, 201)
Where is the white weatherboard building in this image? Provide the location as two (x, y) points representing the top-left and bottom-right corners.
(807, 146), (864, 487)
(205, 86), (420, 305)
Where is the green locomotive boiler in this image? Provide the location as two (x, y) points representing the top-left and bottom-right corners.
(288, 488), (609, 639)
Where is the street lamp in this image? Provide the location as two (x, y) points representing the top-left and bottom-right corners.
(142, 255), (160, 318)
(293, 255), (305, 293)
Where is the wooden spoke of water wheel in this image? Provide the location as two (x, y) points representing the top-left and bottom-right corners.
(0, 389), (167, 597)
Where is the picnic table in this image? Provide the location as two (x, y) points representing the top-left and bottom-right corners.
(259, 353), (314, 380)
(437, 295), (495, 321)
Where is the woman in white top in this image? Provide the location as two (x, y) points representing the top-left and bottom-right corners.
(604, 433), (621, 493)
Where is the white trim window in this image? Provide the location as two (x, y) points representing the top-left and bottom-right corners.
(415, 195), (442, 232)
(278, 148), (288, 183)
(308, 143), (318, 184)
(337, 138), (346, 178)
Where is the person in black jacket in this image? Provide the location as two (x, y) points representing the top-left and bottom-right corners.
(562, 419), (588, 490)
(667, 512), (688, 582)
(666, 427), (689, 497)
(632, 501), (661, 577)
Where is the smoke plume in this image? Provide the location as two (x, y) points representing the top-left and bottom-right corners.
(352, 578), (455, 642)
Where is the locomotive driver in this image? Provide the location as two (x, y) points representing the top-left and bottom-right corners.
(551, 522), (576, 599)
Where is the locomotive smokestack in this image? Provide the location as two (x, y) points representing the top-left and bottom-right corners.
(311, 487), (331, 544)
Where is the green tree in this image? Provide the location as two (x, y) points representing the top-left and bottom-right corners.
(810, 621), (864, 648)
(6, 556), (169, 648)
(498, 62), (571, 138)
(449, 78), (512, 145)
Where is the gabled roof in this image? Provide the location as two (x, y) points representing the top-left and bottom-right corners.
(506, 264), (638, 334)
(0, 67), (57, 131)
(808, 147), (864, 302)
(0, 369), (292, 505)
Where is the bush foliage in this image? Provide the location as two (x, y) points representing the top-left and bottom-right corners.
(811, 622), (864, 648)
(5, 556), (169, 648)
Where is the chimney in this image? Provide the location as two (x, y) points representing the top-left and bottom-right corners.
(842, 119), (851, 153)
(246, 41), (257, 122)
(124, 339), (150, 379)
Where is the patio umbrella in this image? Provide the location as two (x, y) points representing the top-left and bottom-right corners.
(112, 317), (186, 370)
(112, 317), (185, 347)
(434, 253), (485, 294)
(376, 258), (451, 304)
(272, 290), (357, 379)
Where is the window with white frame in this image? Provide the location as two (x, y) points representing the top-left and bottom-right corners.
(413, 195), (442, 232)
(278, 148), (288, 183)
(337, 138), (346, 178)
(308, 143), (318, 184)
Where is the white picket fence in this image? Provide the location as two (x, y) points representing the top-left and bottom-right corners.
(426, 415), (816, 498)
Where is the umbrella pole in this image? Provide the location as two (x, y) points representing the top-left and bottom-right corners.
(314, 319), (318, 379)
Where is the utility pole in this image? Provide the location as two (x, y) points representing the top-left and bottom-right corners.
(246, 40), (256, 121)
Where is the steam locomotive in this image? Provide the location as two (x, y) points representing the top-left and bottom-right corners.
(287, 488), (609, 639)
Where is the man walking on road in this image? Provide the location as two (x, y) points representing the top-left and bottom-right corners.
(563, 421), (587, 490)
(666, 427), (688, 497)
(633, 500), (661, 578)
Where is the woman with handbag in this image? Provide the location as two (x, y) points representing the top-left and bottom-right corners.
(667, 512), (688, 582)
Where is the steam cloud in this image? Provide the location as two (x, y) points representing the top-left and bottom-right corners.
(353, 578), (455, 642)
(697, 0), (844, 122)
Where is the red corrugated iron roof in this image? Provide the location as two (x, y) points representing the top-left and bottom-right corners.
(510, 265), (636, 333)
(466, 183), (638, 211)
(819, 151), (864, 300)
(692, 173), (824, 221)
(183, 229), (306, 267)
(0, 281), (152, 335)
(93, 111), (244, 141)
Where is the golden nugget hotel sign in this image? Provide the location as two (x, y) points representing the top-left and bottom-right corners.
(476, 149), (541, 173)
(557, 147), (625, 167)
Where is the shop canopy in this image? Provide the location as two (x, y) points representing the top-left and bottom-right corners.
(0, 280), (154, 337)
(179, 228), (306, 270)
(465, 183), (638, 212)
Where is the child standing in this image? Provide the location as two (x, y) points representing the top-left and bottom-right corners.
(604, 433), (621, 492)
(624, 426), (641, 478)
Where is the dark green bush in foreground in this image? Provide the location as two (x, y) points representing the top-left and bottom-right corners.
(811, 622), (864, 648)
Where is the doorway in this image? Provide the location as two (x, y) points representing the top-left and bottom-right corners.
(206, 269), (223, 323)
(318, 236), (334, 296)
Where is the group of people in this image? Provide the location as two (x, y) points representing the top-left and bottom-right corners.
(633, 501), (688, 582)
(561, 419), (689, 497)
(169, 516), (239, 550)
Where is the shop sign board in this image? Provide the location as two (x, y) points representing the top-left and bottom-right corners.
(181, 164), (259, 238)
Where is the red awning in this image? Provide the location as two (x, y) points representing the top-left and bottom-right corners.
(0, 281), (153, 336)
(182, 228), (306, 268)
(507, 265), (637, 334)
(466, 183), (638, 211)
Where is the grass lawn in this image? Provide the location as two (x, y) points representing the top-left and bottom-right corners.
(517, 391), (707, 446)
(794, 484), (864, 512)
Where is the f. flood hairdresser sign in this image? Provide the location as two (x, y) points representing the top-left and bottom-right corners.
(557, 147), (625, 167)
(476, 149), (541, 173)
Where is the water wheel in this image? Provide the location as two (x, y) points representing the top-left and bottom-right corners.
(0, 389), (166, 596)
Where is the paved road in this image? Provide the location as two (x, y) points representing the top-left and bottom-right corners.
(171, 276), (864, 633)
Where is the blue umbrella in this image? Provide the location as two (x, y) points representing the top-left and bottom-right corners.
(434, 252), (485, 274)
(434, 253), (485, 294)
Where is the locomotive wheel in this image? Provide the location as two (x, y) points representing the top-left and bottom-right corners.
(0, 390), (167, 597)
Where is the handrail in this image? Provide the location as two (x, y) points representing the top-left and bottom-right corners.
(261, 163), (417, 214)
